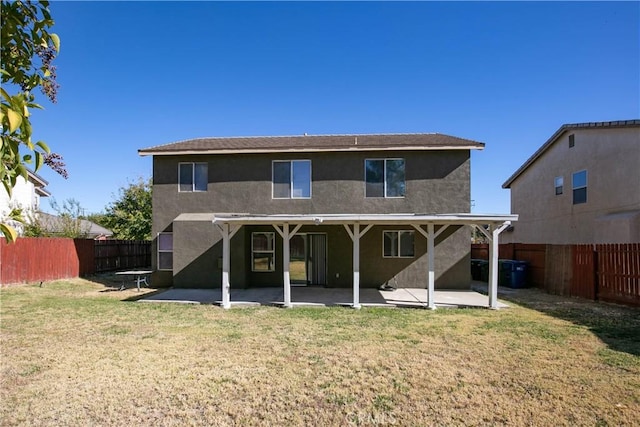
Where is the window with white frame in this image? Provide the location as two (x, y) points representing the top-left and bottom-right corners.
(252, 232), (275, 271)
(383, 230), (414, 258)
(272, 160), (311, 199)
(158, 232), (173, 270)
(365, 158), (405, 198)
(554, 176), (563, 195)
(179, 162), (208, 192)
(572, 170), (587, 204)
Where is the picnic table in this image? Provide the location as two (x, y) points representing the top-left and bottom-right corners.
(115, 270), (152, 291)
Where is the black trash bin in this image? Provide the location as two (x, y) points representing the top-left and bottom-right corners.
(471, 259), (484, 281)
(479, 260), (489, 282)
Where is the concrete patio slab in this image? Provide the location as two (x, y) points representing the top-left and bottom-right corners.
(139, 286), (509, 309)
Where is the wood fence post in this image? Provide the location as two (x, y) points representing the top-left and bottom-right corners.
(593, 245), (599, 301)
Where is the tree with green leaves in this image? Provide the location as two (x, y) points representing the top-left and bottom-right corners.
(101, 179), (152, 241)
(1, 0), (66, 242)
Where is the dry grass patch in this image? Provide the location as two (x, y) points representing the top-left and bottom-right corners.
(1, 279), (639, 426)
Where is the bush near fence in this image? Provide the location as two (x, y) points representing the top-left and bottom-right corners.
(0, 237), (151, 285)
(472, 243), (640, 307)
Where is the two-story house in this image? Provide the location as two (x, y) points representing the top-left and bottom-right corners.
(0, 170), (51, 235)
(502, 120), (640, 244)
(139, 133), (516, 309)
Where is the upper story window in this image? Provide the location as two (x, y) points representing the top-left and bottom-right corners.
(383, 230), (415, 258)
(365, 158), (405, 198)
(158, 232), (173, 271)
(572, 170), (587, 204)
(569, 134), (575, 148)
(272, 160), (311, 199)
(554, 176), (563, 195)
(179, 162), (207, 192)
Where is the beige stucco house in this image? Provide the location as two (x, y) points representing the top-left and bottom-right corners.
(502, 120), (640, 244)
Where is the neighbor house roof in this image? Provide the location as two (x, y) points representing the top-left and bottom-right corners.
(39, 213), (113, 239)
(502, 120), (640, 189)
(27, 170), (51, 197)
(138, 133), (485, 156)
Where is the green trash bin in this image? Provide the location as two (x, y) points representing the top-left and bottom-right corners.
(498, 260), (510, 286)
(479, 260), (489, 282)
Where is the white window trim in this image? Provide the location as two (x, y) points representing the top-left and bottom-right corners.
(157, 232), (173, 271)
(251, 231), (276, 272)
(554, 176), (563, 195)
(271, 160), (312, 199)
(178, 162), (208, 192)
(364, 158), (406, 199)
(382, 230), (415, 259)
(572, 169), (588, 204)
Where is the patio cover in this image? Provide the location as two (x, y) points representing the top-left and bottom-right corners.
(174, 213), (517, 309)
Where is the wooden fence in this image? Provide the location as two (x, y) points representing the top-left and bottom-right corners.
(571, 245), (596, 300)
(95, 240), (151, 272)
(574, 243), (640, 306)
(0, 237), (151, 285)
(473, 242), (640, 307)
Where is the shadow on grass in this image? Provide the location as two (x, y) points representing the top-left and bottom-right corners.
(121, 289), (167, 302)
(84, 272), (169, 301)
(477, 285), (640, 357)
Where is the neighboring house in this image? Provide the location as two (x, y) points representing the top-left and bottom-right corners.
(0, 170), (51, 234)
(38, 212), (114, 240)
(502, 120), (640, 244)
(139, 133), (516, 308)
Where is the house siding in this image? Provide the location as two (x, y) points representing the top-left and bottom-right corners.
(0, 175), (45, 235)
(151, 150), (472, 288)
(504, 126), (640, 244)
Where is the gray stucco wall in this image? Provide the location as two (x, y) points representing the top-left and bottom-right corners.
(504, 127), (640, 244)
(151, 150), (471, 288)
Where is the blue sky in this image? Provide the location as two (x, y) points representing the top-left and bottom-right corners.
(32, 1), (639, 215)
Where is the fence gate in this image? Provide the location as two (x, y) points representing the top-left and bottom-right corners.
(571, 244), (596, 300)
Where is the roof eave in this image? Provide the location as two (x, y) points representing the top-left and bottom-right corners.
(204, 212), (518, 225)
(502, 119), (640, 188)
(139, 145), (484, 157)
(502, 126), (569, 188)
(35, 188), (51, 197)
(26, 170), (49, 187)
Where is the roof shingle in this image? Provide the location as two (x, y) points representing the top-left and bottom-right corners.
(139, 133), (484, 155)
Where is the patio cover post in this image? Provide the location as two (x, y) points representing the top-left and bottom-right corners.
(488, 222), (511, 309)
(282, 223), (291, 308)
(343, 223), (372, 309)
(488, 224), (498, 309)
(427, 223), (436, 310)
(221, 222), (231, 309)
(353, 222), (361, 309)
(274, 223), (302, 308)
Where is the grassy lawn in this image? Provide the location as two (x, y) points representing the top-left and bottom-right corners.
(1, 279), (639, 426)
